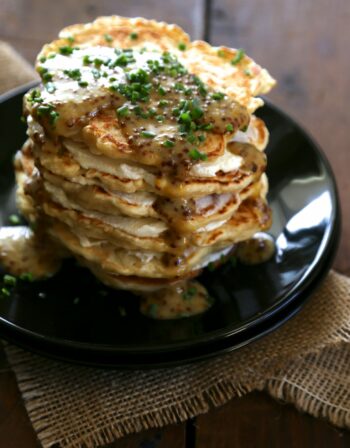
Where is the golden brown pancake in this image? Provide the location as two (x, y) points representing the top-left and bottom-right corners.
(15, 15), (275, 293)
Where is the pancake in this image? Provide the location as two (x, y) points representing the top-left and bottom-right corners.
(47, 220), (233, 279)
(14, 15), (275, 294)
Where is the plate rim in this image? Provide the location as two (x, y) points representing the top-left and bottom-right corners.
(0, 84), (342, 362)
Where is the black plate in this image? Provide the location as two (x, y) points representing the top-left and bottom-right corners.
(0, 83), (340, 368)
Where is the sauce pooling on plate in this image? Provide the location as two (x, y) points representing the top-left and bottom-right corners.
(0, 226), (62, 279)
(236, 232), (275, 265)
(140, 280), (213, 319)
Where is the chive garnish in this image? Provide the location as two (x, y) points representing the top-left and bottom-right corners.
(59, 46), (74, 56)
(141, 131), (156, 138)
(231, 48), (245, 65)
(130, 32), (138, 40)
(116, 105), (130, 117)
(178, 42), (187, 51)
(188, 148), (208, 161)
(226, 123), (234, 132)
(1, 288), (10, 297)
(63, 69), (81, 80)
(20, 273), (34, 282)
(104, 33), (113, 42)
(3, 275), (16, 286)
(212, 92), (225, 100)
(182, 286), (197, 300)
(83, 55), (92, 65)
(8, 214), (21, 225)
(162, 140), (175, 148)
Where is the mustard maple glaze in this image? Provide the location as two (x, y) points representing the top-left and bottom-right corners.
(0, 226), (62, 278)
(140, 280), (213, 319)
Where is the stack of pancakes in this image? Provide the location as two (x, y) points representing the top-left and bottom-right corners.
(16, 16), (275, 291)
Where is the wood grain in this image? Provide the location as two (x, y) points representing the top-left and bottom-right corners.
(0, 344), (40, 447)
(196, 392), (350, 448)
(208, 0), (350, 276)
(0, 0), (206, 63)
(1, 0), (350, 447)
(105, 424), (185, 448)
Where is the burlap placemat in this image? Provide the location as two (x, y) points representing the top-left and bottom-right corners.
(2, 41), (350, 448)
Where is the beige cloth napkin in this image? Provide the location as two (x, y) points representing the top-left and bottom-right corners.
(2, 41), (350, 448)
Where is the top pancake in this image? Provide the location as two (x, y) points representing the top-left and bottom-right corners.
(38, 15), (275, 113)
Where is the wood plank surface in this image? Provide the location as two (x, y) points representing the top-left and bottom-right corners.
(1, 0), (350, 447)
(196, 392), (350, 448)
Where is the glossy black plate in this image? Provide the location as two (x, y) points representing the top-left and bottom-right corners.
(0, 83), (340, 368)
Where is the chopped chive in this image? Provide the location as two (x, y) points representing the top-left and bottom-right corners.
(212, 92), (225, 100)
(226, 123), (234, 132)
(1, 288), (10, 297)
(148, 107), (157, 117)
(182, 286), (197, 300)
(63, 68), (81, 80)
(231, 48), (245, 65)
(156, 115), (164, 122)
(188, 148), (208, 161)
(244, 69), (252, 76)
(141, 131), (156, 138)
(8, 214), (21, 225)
(20, 272), (34, 282)
(83, 55), (92, 65)
(198, 134), (206, 142)
(93, 58), (104, 68)
(190, 103), (203, 119)
(104, 33), (113, 42)
(159, 99), (168, 107)
(158, 86), (166, 96)
(116, 105), (130, 117)
(66, 36), (75, 44)
(178, 42), (187, 51)
(49, 110), (60, 125)
(78, 81), (88, 87)
(3, 275), (16, 286)
(59, 46), (74, 56)
(162, 139), (175, 148)
(201, 123), (214, 131)
(130, 32), (138, 40)
(39, 56), (46, 63)
(174, 82), (185, 91)
(187, 134), (197, 144)
(217, 49), (226, 57)
(179, 112), (191, 123)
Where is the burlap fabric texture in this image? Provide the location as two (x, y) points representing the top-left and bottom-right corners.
(1, 41), (350, 448)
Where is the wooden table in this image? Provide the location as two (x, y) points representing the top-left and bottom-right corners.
(1, 0), (350, 446)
